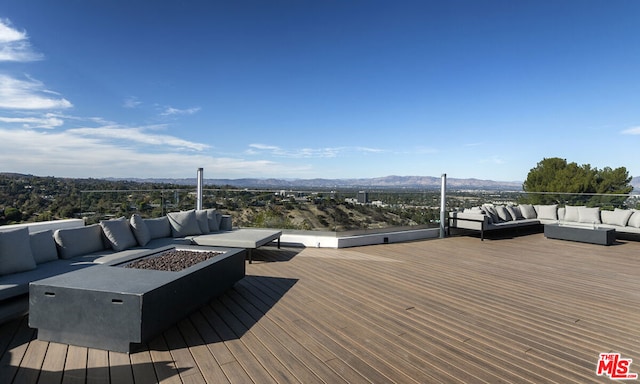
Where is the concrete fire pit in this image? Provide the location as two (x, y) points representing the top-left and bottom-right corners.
(29, 245), (245, 353)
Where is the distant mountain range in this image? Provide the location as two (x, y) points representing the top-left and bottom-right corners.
(115, 175), (525, 190)
(113, 175), (640, 191)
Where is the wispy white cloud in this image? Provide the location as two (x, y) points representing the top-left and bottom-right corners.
(0, 127), (305, 178)
(0, 74), (72, 110)
(247, 143), (386, 158)
(0, 114), (63, 129)
(67, 125), (210, 151)
(621, 126), (640, 135)
(0, 18), (43, 62)
(123, 96), (142, 109)
(160, 106), (201, 116)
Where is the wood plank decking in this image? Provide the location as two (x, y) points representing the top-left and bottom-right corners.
(2, 233), (640, 383)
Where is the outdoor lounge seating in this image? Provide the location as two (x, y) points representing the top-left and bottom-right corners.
(0, 209), (281, 324)
(449, 204), (640, 240)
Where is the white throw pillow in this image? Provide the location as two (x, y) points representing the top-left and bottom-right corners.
(534, 205), (558, 220)
(563, 206), (583, 223)
(628, 210), (640, 228)
(577, 207), (601, 224)
(0, 227), (37, 275)
(601, 209), (632, 227)
(519, 204), (537, 219)
(494, 205), (513, 222)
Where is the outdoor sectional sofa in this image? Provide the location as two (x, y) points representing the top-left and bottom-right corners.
(449, 204), (640, 240)
(0, 209), (281, 324)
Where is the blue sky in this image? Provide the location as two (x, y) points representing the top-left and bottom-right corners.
(0, 1), (639, 182)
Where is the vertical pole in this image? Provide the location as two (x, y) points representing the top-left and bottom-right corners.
(196, 168), (204, 211)
(440, 173), (447, 238)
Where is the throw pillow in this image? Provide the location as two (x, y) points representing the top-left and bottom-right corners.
(196, 210), (210, 234)
(482, 205), (499, 223)
(519, 204), (537, 219)
(206, 209), (221, 231)
(628, 210), (640, 228)
(563, 206), (582, 222)
(130, 214), (151, 246)
(0, 227), (37, 275)
(601, 209), (633, 227)
(507, 205), (523, 220)
(100, 217), (138, 251)
(167, 210), (202, 237)
(577, 207), (601, 224)
(144, 217), (172, 239)
(494, 205), (513, 222)
(54, 225), (105, 259)
(29, 229), (59, 264)
(534, 205), (558, 220)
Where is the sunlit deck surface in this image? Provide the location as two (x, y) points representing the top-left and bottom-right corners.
(2, 232), (640, 383)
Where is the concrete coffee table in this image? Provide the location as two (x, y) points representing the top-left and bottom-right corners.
(29, 246), (245, 353)
(544, 223), (615, 246)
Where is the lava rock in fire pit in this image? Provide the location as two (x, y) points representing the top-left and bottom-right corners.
(124, 250), (223, 272)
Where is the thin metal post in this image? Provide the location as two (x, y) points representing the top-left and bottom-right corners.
(196, 168), (204, 210)
(440, 173), (447, 238)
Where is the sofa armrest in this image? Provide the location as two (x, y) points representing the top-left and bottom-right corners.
(449, 211), (489, 230)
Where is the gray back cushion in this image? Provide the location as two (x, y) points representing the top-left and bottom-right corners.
(167, 210), (202, 237)
(0, 227), (37, 275)
(130, 214), (151, 246)
(54, 224), (105, 259)
(100, 217), (138, 251)
(144, 217), (172, 239)
(29, 229), (59, 264)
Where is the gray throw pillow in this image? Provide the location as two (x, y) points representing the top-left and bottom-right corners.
(100, 217), (138, 251)
(0, 227), (37, 275)
(144, 216), (172, 239)
(196, 210), (210, 234)
(54, 224), (105, 259)
(519, 204), (537, 219)
(506, 205), (523, 220)
(29, 229), (59, 264)
(130, 214), (151, 246)
(167, 210), (202, 237)
(206, 209), (221, 231)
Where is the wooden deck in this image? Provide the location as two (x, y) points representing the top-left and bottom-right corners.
(2, 233), (640, 383)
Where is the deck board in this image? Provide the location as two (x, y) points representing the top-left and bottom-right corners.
(2, 233), (640, 383)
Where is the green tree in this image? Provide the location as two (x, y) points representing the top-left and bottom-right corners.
(4, 207), (22, 222)
(522, 157), (633, 207)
